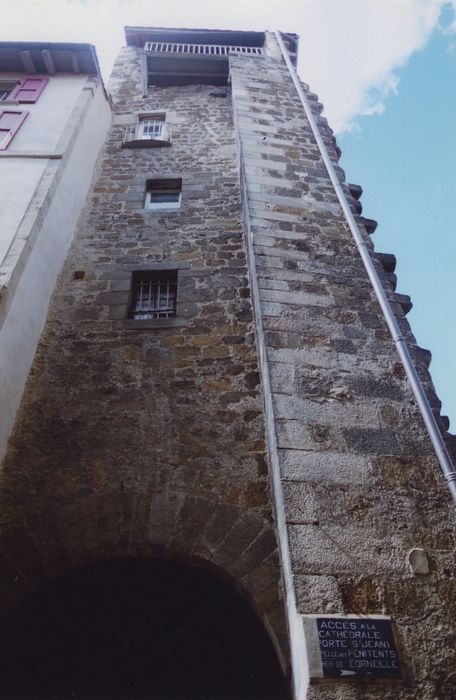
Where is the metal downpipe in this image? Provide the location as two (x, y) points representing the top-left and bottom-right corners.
(275, 31), (456, 506)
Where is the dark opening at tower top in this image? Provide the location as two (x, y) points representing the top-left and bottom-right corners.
(125, 26), (267, 48)
(126, 26), (299, 86)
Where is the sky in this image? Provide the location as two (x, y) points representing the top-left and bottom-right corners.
(2, 0), (455, 427)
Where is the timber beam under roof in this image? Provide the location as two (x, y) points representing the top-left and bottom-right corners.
(0, 42), (101, 76)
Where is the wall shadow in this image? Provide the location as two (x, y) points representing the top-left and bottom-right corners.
(0, 556), (290, 700)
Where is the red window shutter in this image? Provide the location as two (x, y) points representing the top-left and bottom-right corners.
(0, 110), (28, 150)
(9, 77), (49, 103)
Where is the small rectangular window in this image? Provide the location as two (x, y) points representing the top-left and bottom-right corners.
(138, 118), (165, 140)
(145, 178), (182, 210)
(0, 82), (18, 102)
(129, 270), (178, 320)
(122, 113), (170, 148)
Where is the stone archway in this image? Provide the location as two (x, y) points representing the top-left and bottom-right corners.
(0, 556), (290, 699)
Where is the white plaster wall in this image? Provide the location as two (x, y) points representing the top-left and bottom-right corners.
(0, 73), (87, 151)
(0, 74), (90, 266)
(0, 159), (46, 264)
(0, 83), (111, 462)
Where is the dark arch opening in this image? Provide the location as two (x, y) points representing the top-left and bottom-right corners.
(0, 557), (290, 700)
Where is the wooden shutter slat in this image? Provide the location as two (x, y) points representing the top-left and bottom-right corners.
(0, 109), (28, 150)
(8, 77), (49, 103)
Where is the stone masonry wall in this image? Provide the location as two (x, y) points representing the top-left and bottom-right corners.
(0, 45), (290, 672)
(231, 34), (456, 700)
(1, 32), (455, 700)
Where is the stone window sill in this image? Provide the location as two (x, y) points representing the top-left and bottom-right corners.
(116, 318), (188, 330)
(0, 151), (62, 159)
(122, 139), (171, 149)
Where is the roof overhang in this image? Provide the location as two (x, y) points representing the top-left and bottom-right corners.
(125, 26), (265, 48)
(0, 42), (102, 76)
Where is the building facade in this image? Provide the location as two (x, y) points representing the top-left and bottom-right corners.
(0, 41), (111, 461)
(0, 28), (454, 700)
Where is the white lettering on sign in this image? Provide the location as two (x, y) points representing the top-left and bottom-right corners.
(315, 618), (401, 678)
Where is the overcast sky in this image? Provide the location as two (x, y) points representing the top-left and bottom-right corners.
(2, 0), (456, 426)
(3, 0), (455, 132)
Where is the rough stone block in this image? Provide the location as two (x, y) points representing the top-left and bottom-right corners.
(294, 574), (343, 614)
(289, 524), (404, 575)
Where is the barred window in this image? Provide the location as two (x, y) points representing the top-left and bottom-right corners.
(0, 83), (16, 101)
(138, 119), (165, 140)
(122, 112), (170, 149)
(129, 271), (177, 320)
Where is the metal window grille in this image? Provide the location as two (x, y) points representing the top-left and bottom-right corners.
(123, 119), (167, 145)
(138, 119), (164, 139)
(0, 84), (16, 102)
(129, 271), (177, 320)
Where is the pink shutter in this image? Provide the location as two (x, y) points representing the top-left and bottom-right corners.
(9, 77), (49, 103)
(0, 110), (28, 150)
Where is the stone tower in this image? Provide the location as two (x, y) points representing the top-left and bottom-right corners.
(0, 27), (455, 700)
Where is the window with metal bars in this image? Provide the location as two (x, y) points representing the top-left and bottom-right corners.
(122, 112), (170, 148)
(138, 119), (165, 140)
(0, 83), (16, 102)
(129, 271), (177, 320)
